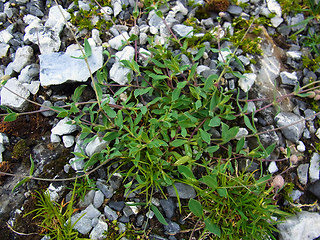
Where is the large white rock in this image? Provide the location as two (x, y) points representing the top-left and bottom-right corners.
(85, 137), (107, 157)
(45, 5), (70, 34)
(109, 46), (135, 85)
(267, 0), (282, 17)
(51, 117), (78, 136)
(278, 211), (320, 240)
(239, 73), (256, 92)
(108, 32), (129, 50)
(1, 78), (30, 111)
(39, 46), (103, 86)
(6, 46), (33, 74)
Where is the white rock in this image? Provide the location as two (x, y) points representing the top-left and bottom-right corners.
(50, 133), (60, 143)
(172, 1), (188, 15)
(69, 157), (85, 171)
(39, 46), (103, 86)
(112, 0), (122, 17)
(109, 46), (135, 85)
(287, 51), (302, 60)
(309, 153), (320, 183)
(93, 190), (104, 209)
(172, 24), (193, 38)
(0, 133), (9, 145)
(62, 135), (75, 148)
(18, 64), (40, 83)
(235, 128), (248, 140)
(92, 29), (102, 46)
(218, 48), (232, 62)
(271, 16), (283, 28)
(0, 30), (13, 43)
(0, 43), (9, 58)
(81, 204), (101, 219)
(108, 32), (129, 50)
(47, 183), (65, 202)
(297, 141), (306, 152)
(316, 128), (320, 139)
(1, 78), (30, 111)
(268, 161), (279, 173)
(51, 118), (78, 136)
(239, 73), (256, 92)
(267, 0), (282, 17)
(297, 163), (309, 185)
(90, 218), (109, 240)
(45, 5), (70, 33)
(85, 137), (107, 157)
(7, 46), (33, 73)
(23, 81), (40, 95)
(277, 211), (320, 240)
(71, 213), (92, 235)
(197, 65), (210, 74)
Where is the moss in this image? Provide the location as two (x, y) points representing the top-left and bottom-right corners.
(12, 139), (32, 163)
(206, 0), (230, 12)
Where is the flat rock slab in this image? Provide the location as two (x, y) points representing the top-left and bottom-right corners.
(39, 46), (103, 86)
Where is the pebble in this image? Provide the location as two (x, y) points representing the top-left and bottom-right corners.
(297, 141), (306, 152)
(90, 218), (109, 240)
(104, 205), (118, 221)
(93, 190), (104, 209)
(62, 135), (74, 148)
(164, 220), (180, 235)
(239, 73), (256, 92)
(167, 183), (196, 199)
(268, 161), (279, 174)
(309, 153), (320, 183)
(51, 117), (78, 136)
(160, 198), (175, 219)
(297, 163), (309, 185)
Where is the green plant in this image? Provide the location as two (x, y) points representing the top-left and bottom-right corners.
(25, 181), (89, 240)
(186, 161), (292, 239)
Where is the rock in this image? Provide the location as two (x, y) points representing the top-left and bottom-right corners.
(18, 64), (40, 83)
(78, 190), (95, 208)
(92, 29), (102, 46)
(160, 198), (175, 219)
(316, 128), (320, 139)
(149, 11), (163, 30)
(0, 29), (13, 43)
(304, 109), (316, 121)
(271, 17), (283, 28)
(172, 24), (193, 38)
(164, 220), (180, 235)
(235, 128), (248, 140)
(109, 201), (125, 211)
(51, 118), (78, 136)
(45, 5), (70, 34)
(47, 183), (65, 202)
(308, 180), (320, 200)
(108, 32), (129, 50)
(274, 112), (305, 143)
(27, 0), (45, 17)
(81, 204), (101, 219)
(167, 183), (196, 199)
(50, 133), (60, 143)
(40, 100), (55, 117)
(297, 141), (305, 152)
(290, 190), (303, 202)
(108, 173), (122, 190)
(288, 13), (305, 32)
(62, 135), (74, 148)
(277, 211), (320, 240)
(85, 137), (107, 157)
(239, 73), (256, 92)
(172, 1), (188, 15)
(109, 46), (135, 85)
(227, 5), (242, 15)
(96, 180), (114, 199)
(1, 78), (30, 112)
(287, 51), (302, 60)
(93, 190), (104, 209)
(268, 161), (278, 174)
(297, 164), (309, 185)
(136, 214), (144, 226)
(280, 72), (298, 86)
(71, 213), (92, 235)
(0, 43), (9, 58)
(104, 205), (118, 221)
(90, 217), (109, 240)
(39, 46), (103, 86)
(309, 153), (320, 183)
(6, 46), (33, 74)
(123, 203), (139, 217)
(112, 0), (122, 17)
(266, 0), (282, 17)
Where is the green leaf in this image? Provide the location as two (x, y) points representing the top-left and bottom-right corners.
(217, 188), (227, 197)
(205, 218), (221, 237)
(134, 87), (152, 97)
(103, 132), (119, 142)
(12, 177), (30, 192)
(104, 105), (117, 118)
(84, 152), (103, 170)
(72, 85), (87, 102)
(29, 155), (35, 176)
(188, 199), (203, 217)
(236, 137), (245, 153)
(199, 129), (211, 144)
(150, 59), (166, 68)
(177, 81), (187, 89)
(244, 115), (256, 133)
(170, 139), (187, 147)
(150, 205), (168, 225)
(148, 73), (168, 80)
(205, 146), (219, 154)
(265, 143), (276, 156)
(57, 110), (69, 118)
(172, 88), (181, 102)
(4, 112), (18, 122)
(195, 100), (202, 109)
(178, 165), (195, 179)
(193, 47), (206, 61)
(115, 111), (123, 128)
(201, 175), (217, 190)
(174, 156), (193, 166)
(84, 38), (92, 57)
(114, 86), (129, 96)
(141, 105), (147, 115)
(209, 116), (221, 127)
(155, 10), (163, 18)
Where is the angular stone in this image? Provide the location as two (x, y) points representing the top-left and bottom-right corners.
(104, 205), (118, 221)
(280, 71), (298, 86)
(85, 137), (107, 157)
(51, 118), (78, 136)
(297, 164), (309, 185)
(277, 211), (320, 240)
(167, 183), (196, 199)
(271, 17), (283, 28)
(0, 30), (13, 43)
(18, 64), (40, 83)
(1, 78), (30, 111)
(239, 73), (256, 92)
(90, 218), (109, 240)
(160, 198), (175, 219)
(274, 112), (305, 143)
(109, 46), (134, 85)
(164, 220), (180, 235)
(71, 213), (92, 235)
(267, 0), (282, 17)
(62, 135), (74, 148)
(96, 180), (114, 199)
(81, 204), (101, 219)
(308, 180), (320, 200)
(309, 153), (320, 183)
(109, 201), (125, 211)
(45, 5), (70, 34)
(172, 24), (193, 38)
(7, 46), (33, 73)
(93, 190), (104, 209)
(0, 42), (9, 58)
(108, 32), (129, 50)
(39, 46), (102, 86)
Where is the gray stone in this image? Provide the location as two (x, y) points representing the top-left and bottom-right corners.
(287, 51), (302, 60)
(109, 201), (125, 211)
(18, 64), (40, 83)
(172, 24), (193, 38)
(309, 153), (320, 183)
(69, 157), (85, 171)
(0, 43), (9, 58)
(136, 214), (144, 226)
(6, 46), (33, 74)
(238, 55), (250, 66)
(62, 135), (74, 148)
(47, 183), (65, 202)
(305, 109), (316, 121)
(172, 1), (188, 15)
(45, 5), (70, 34)
(1, 78), (30, 112)
(109, 173), (122, 190)
(90, 218), (109, 240)
(227, 5), (242, 15)
(51, 118), (78, 136)
(108, 32), (129, 50)
(112, 0), (122, 17)
(149, 12), (163, 29)
(280, 72), (298, 86)
(50, 133), (60, 143)
(164, 220), (180, 235)
(271, 17), (283, 28)
(167, 183), (196, 199)
(288, 14), (305, 32)
(93, 190), (104, 209)
(81, 204), (101, 219)
(274, 112), (305, 143)
(78, 190), (96, 208)
(22, 81), (40, 95)
(40, 100), (55, 117)
(104, 205), (118, 220)
(96, 180), (114, 199)
(267, 0), (282, 17)
(85, 137), (107, 157)
(123, 203), (139, 217)
(160, 198), (175, 219)
(308, 180), (320, 200)
(290, 190), (303, 202)
(109, 46), (135, 85)
(277, 211), (320, 240)
(0, 30), (13, 43)
(297, 164), (309, 185)
(71, 213), (92, 235)
(239, 73), (256, 92)
(118, 222), (126, 233)
(235, 128), (248, 140)
(39, 46), (103, 86)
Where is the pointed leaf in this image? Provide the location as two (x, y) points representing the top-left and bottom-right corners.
(72, 85), (87, 102)
(150, 205), (168, 225)
(4, 112), (18, 122)
(205, 218), (221, 237)
(200, 129), (211, 144)
(188, 199), (203, 217)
